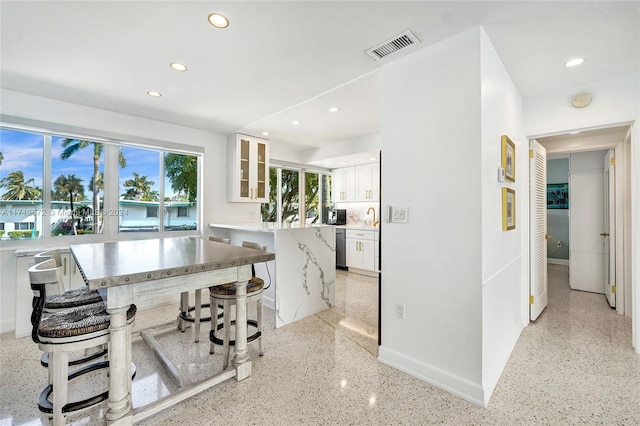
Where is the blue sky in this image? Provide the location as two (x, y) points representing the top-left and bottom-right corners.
(0, 128), (170, 199)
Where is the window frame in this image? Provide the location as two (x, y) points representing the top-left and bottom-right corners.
(0, 122), (203, 246)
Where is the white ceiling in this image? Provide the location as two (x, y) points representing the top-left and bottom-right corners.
(1, 1), (638, 163)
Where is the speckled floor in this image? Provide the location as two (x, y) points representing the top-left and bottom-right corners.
(1, 265), (638, 425)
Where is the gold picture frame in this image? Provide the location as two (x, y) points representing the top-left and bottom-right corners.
(502, 187), (516, 231)
(501, 135), (515, 182)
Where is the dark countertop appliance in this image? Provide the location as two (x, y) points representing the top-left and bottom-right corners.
(327, 209), (347, 225)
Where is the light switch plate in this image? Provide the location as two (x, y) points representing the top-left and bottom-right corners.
(391, 206), (408, 223)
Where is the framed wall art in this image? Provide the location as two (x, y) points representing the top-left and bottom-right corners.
(501, 135), (515, 182)
(502, 187), (516, 231)
(547, 183), (568, 209)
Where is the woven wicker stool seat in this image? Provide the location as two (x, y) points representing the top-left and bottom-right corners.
(210, 276), (264, 296)
(29, 258), (137, 425)
(209, 240), (268, 369)
(34, 250), (109, 369)
(38, 302), (137, 341)
(44, 288), (104, 311)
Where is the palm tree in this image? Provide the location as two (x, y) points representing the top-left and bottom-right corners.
(0, 171), (42, 200)
(60, 139), (126, 232)
(122, 172), (157, 201)
(53, 174), (85, 213)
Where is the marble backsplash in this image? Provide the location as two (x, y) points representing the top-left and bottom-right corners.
(335, 203), (379, 227)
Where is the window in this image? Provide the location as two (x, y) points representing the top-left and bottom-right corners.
(305, 172), (319, 224)
(15, 222), (35, 230)
(146, 206), (158, 218)
(51, 136), (104, 236)
(0, 129), (43, 239)
(261, 166), (331, 225)
(0, 125), (201, 240)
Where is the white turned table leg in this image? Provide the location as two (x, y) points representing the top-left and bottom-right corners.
(232, 280), (252, 380)
(106, 284), (134, 426)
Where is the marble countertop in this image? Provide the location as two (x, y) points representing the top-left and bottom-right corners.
(209, 222), (332, 233)
(209, 222), (379, 233)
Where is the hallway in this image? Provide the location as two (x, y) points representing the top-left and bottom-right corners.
(1, 267), (637, 425)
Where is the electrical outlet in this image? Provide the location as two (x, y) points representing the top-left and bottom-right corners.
(395, 303), (405, 320)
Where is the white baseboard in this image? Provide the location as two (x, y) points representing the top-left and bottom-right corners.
(547, 258), (569, 265)
(378, 345), (486, 407)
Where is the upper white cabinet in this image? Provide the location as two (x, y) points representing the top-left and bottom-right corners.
(356, 163), (379, 201)
(227, 133), (269, 203)
(333, 167), (356, 202)
(333, 163), (379, 203)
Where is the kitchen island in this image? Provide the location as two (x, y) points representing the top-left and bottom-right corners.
(209, 222), (336, 327)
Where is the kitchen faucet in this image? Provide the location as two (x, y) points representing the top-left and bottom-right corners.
(367, 206), (379, 227)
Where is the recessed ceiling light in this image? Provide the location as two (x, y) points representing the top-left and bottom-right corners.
(147, 91), (162, 97)
(329, 107), (339, 112)
(262, 131), (269, 136)
(292, 121), (300, 125)
(170, 62), (188, 72)
(564, 58), (584, 67)
(340, 162), (349, 166)
(569, 131), (580, 135)
(208, 13), (229, 28)
(369, 157), (378, 161)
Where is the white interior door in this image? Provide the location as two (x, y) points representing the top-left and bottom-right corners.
(569, 152), (605, 293)
(530, 140), (548, 321)
(603, 149), (616, 307)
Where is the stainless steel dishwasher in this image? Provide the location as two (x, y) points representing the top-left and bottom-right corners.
(335, 227), (347, 270)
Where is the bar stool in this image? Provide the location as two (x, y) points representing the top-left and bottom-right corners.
(179, 236), (231, 341)
(209, 241), (267, 369)
(34, 250), (107, 368)
(29, 257), (136, 425)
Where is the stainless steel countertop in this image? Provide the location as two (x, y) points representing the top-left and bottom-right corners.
(70, 236), (275, 290)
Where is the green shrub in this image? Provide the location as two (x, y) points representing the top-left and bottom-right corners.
(8, 230), (39, 239)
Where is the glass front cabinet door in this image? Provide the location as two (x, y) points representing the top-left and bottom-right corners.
(227, 133), (269, 202)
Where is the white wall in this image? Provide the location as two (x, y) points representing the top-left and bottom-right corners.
(299, 134), (381, 164)
(378, 27), (485, 405)
(0, 89), (255, 332)
(478, 29), (526, 404)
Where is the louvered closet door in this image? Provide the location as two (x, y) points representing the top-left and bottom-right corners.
(529, 140), (548, 321)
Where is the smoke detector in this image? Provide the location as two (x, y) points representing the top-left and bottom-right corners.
(365, 30), (420, 61)
(571, 93), (592, 108)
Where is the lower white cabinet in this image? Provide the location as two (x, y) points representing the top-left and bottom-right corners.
(346, 229), (377, 272)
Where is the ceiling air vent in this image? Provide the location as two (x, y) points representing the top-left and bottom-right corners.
(365, 30), (420, 61)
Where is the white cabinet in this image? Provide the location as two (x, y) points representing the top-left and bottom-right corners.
(333, 164), (379, 203)
(346, 229), (377, 272)
(14, 250), (85, 338)
(227, 133), (269, 203)
(333, 167), (356, 202)
(356, 163), (379, 201)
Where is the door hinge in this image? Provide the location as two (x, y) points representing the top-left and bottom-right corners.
(611, 157), (616, 166)
(529, 149), (534, 158)
(529, 295), (534, 304)
(611, 285), (617, 294)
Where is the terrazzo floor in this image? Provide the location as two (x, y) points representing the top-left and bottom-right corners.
(1, 265), (638, 425)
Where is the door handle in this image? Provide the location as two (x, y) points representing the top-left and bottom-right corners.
(544, 234), (551, 240)
(600, 232), (610, 237)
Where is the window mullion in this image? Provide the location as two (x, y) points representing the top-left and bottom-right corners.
(104, 144), (120, 239)
(42, 135), (52, 238)
(158, 151), (165, 232)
